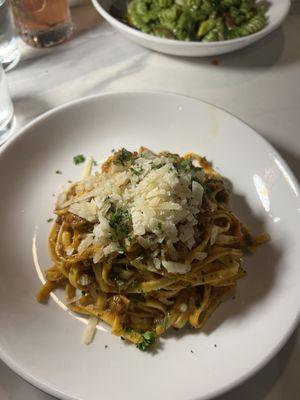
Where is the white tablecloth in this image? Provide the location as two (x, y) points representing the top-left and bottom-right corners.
(1, 2), (299, 399)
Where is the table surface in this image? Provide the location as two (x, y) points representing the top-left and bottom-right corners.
(1, 2), (300, 400)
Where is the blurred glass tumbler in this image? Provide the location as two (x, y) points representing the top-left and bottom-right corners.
(0, 0), (19, 68)
(11, 0), (74, 48)
(0, 64), (14, 145)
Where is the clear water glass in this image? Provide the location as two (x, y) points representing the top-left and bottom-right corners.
(0, 0), (19, 70)
(0, 64), (14, 145)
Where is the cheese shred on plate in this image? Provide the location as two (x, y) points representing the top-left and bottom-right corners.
(57, 147), (207, 272)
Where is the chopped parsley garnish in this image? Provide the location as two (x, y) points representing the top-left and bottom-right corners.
(178, 158), (195, 173)
(73, 154), (86, 165)
(157, 222), (162, 231)
(178, 159), (191, 171)
(194, 166), (203, 172)
(151, 162), (165, 170)
(92, 160), (98, 166)
(113, 148), (133, 166)
(55, 170), (62, 174)
(46, 218), (53, 223)
(109, 206), (132, 239)
(120, 224), (131, 237)
(136, 331), (156, 351)
(130, 166), (144, 176)
(173, 158), (204, 176)
(109, 208), (124, 227)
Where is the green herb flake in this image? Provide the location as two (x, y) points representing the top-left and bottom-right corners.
(55, 170), (62, 174)
(114, 148), (133, 166)
(73, 154), (86, 165)
(136, 331), (156, 351)
(151, 162), (165, 170)
(194, 166), (203, 172)
(176, 158), (195, 173)
(130, 166), (144, 176)
(109, 207), (132, 240)
(46, 218), (53, 223)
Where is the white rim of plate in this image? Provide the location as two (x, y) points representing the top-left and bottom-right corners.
(91, 0), (291, 48)
(0, 90), (299, 400)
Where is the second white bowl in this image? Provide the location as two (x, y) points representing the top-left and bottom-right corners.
(91, 0), (291, 57)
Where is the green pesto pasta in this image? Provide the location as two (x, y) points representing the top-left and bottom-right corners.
(125, 0), (268, 42)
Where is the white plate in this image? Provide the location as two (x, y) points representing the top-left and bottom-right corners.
(91, 0), (291, 57)
(0, 91), (299, 400)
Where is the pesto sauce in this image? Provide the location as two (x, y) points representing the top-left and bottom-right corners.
(126, 0), (267, 42)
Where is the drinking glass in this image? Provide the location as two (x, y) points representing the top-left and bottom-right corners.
(0, 63), (14, 145)
(0, 0), (19, 70)
(11, 0), (74, 48)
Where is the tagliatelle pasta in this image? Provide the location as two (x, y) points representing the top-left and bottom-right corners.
(37, 147), (269, 350)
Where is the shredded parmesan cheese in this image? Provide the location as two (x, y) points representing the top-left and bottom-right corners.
(56, 149), (207, 266)
(82, 156), (94, 179)
(82, 316), (98, 345)
(162, 260), (191, 274)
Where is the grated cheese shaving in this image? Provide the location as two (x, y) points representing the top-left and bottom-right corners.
(56, 149), (207, 268)
(162, 260), (191, 274)
(82, 156), (94, 179)
(82, 316), (98, 345)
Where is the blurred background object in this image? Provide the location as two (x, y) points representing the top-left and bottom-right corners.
(0, 63), (14, 145)
(10, 0), (74, 48)
(0, 0), (19, 70)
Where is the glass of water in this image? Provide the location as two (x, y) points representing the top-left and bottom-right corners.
(0, 63), (14, 145)
(0, 0), (19, 70)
